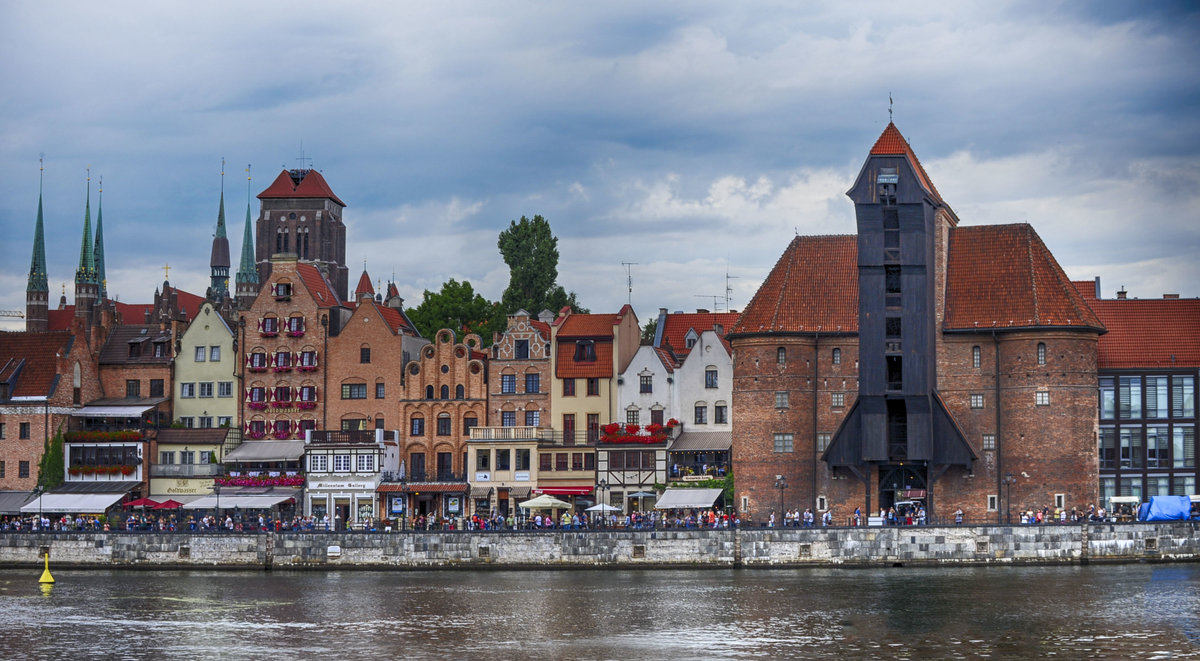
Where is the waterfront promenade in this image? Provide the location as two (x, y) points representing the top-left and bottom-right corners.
(1, 521), (1197, 569)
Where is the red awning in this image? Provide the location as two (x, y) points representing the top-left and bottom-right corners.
(537, 487), (593, 496)
(901, 489), (927, 499)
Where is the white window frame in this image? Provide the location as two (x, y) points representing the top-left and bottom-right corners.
(309, 454), (328, 473)
(987, 495), (998, 512)
(194, 346), (206, 362)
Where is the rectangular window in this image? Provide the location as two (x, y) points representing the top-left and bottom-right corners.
(1119, 376), (1142, 419)
(360, 347), (371, 364)
(640, 375), (653, 393)
(715, 405), (728, 424)
(525, 410), (540, 427)
(775, 391), (789, 409)
(375, 383), (386, 399)
(525, 373), (540, 394)
(18, 461), (29, 478)
(410, 418), (425, 436)
(1035, 391), (1049, 406)
(1146, 376), (1168, 419)
(516, 449), (530, 471)
(210, 346), (221, 362)
(195, 346), (206, 362)
(982, 433), (996, 451)
(476, 449), (491, 471)
(831, 393), (845, 408)
(437, 417), (452, 436)
(0, 423), (6, 439)
(773, 433), (794, 453)
(181, 382), (195, 398)
(333, 455), (351, 472)
(341, 383), (367, 399)
(1173, 476), (1196, 497)
(626, 409), (639, 425)
(217, 416), (231, 427)
(556, 453), (568, 471)
(501, 411), (516, 427)
(199, 382), (213, 398)
(149, 379), (164, 397)
(496, 449), (511, 471)
(587, 414), (599, 444)
(539, 453), (552, 472)
(563, 379), (576, 397)
(1174, 376), (1195, 418)
(310, 454), (328, 472)
(972, 346), (981, 369)
(1099, 377), (1115, 419)
(515, 339), (529, 360)
(357, 454), (375, 473)
(19, 422), (30, 440)
(987, 495), (998, 512)
(1147, 425), (1169, 468)
(1120, 427), (1143, 469)
(573, 341), (596, 362)
(1174, 425), (1195, 468)
(970, 394), (984, 409)
(180, 451), (195, 465)
(501, 374), (516, 394)
(198, 416), (213, 428)
(562, 414), (575, 445)
(586, 378), (600, 396)
(179, 417), (194, 428)
(572, 453), (584, 471)
(705, 368), (718, 389)
(816, 433), (831, 452)
(464, 416), (478, 437)
(694, 405), (707, 425)
(126, 380), (140, 398)
(218, 382), (233, 398)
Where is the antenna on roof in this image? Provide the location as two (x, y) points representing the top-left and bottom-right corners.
(694, 294), (722, 311)
(889, 92), (893, 123)
(621, 261), (638, 305)
(296, 140), (313, 170)
(725, 267), (739, 310)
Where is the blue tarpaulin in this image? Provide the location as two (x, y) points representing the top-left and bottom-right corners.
(1142, 495), (1192, 521)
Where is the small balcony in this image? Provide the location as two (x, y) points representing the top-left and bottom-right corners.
(469, 426), (561, 443)
(150, 463), (222, 478)
(309, 429), (397, 445)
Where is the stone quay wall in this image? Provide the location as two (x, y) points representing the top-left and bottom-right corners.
(1, 522), (1196, 570)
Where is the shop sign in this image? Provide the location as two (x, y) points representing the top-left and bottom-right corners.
(391, 496), (405, 514)
(475, 472), (490, 482)
(514, 471), (530, 481)
(447, 496), (461, 514)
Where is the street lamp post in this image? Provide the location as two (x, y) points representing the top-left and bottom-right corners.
(774, 475), (787, 527)
(214, 484), (221, 530)
(33, 485), (44, 532)
(597, 479), (608, 527)
(1003, 472), (1017, 524)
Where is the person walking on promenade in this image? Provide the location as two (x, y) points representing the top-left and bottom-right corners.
(955, 508), (964, 525)
(768, 511), (776, 528)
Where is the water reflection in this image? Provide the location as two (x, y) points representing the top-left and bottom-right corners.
(0, 565), (1196, 659)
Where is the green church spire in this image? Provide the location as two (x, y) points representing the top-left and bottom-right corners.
(94, 177), (107, 299)
(236, 164), (258, 286)
(76, 169), (97, 284)
(209, 160), (232, 301)
(27, 159), (48, 293)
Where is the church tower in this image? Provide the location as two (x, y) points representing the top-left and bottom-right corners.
(94, 179), (108, 302)
(255, 167), (347, 302)
(235, 166), (259, 309)
(25, 160), (49, 332)
(208, 163), (231, 302)
(74, 172), (100, 325)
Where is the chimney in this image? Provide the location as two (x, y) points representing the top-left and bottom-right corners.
(1117, 287), (1127, 300)
(1163, 294), (1180, 299)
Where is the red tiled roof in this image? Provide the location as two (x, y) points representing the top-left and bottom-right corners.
(0, 331), (73, 398)
(1085, 295), (1200, 369)
(870, 122), (944, 205)
(556, 313), (618, 338)
(257, 169), (345, 207)
(556, 340), (614, 378)
(653, 346), (678, 373)
(660, 312), (740, 357)
(530, 319), (551, 340)
(731, 235), (860, 335)
(296, 263), (340, 307)
(47, 308), (74, 331)
(355, 271), (375, 297)
(377, 304), (419, 336)
(944, 224), (1103, 331)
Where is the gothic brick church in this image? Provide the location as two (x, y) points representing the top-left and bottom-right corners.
(729, 123), (1103, 523)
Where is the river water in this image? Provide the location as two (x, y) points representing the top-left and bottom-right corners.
(2, 565), (1198, 659)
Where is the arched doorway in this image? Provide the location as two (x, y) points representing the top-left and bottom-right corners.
(877, 464), (927, 512)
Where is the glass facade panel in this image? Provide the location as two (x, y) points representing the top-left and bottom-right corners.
(1146, 376), (1169, 419)
(1174, 425), (1195, 468)
(1119, 376), (1141, 419)
(1174, 376), (1195, 418)
(1099, 377), (1114, 419)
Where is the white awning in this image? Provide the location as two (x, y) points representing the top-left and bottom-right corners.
(182, 494), (296, 510)
(21, 492), (126, 513)
(223, 441), (306, 463)
(72, 405), (153, 418)
(653, 488), (724, 510)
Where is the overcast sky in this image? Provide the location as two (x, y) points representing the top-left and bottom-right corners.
(2, 2), (1197, 331)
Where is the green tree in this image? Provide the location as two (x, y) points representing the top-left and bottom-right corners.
(405, 279), (504, 344)
(37, 429), (65, 491)
(497, 215), (588, 316)
(641, 318), (657, 345)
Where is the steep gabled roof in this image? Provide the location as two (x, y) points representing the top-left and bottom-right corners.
(376, 303), (420, 336)
(1074, 284), (1200, 369)
(556, 313), (619, 338)
(257, 169), (345, 207)
(659, 311), (740, 357)
(652, 346), (678, 373)
(556, 340), (614, 378)
(99, 325), (173, 365)
(355, 271), (375, 297)
(731, 235), (860, 335)
(296, 263), (340, 307)
(0, 331), (73, 398)
(869, 122), (944, 205)
(944, 224), (1103, 331)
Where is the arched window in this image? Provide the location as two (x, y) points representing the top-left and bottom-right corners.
(424, 385), (434, 400)
(777, 347), (786, 364)
(972, 346), (981, 369)
(832, 348), (842, 365)
(440, 385), (450, 400)
(1037, 342), (1046, 366)
(455, 384), (464, 400)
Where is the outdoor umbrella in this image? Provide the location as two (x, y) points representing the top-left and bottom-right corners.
(153, 499), (184, 510)
(628, 491), (657, 510)
(518, 494), (572, 510)
(585, 503), (619, 512)
(124, 497), (160, 509)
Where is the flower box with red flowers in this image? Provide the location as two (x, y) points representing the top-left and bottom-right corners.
(297, 401), (317, 410)
(271, 430), (292, 440)
(287, 330), (305, 338)
(120, 465), (135, 476)
(248, 402), (267, 411)
(666, 418), (680, 428)
(602, 423), (622, 436)
(215, 474), (304, 488)
(260, 330), (278, 338)
(297, 365), (317, 372)
(246, 431), (266, 440)
(270, 401), (292, 409)
(249, 366), (268, 373)
(273, 366), (292, 373)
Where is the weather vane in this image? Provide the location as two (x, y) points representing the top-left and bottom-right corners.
(889, 93), (894, 123)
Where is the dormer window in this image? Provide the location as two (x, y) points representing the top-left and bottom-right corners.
(573, 340), (596, 362)
(685, 330), (698, 349)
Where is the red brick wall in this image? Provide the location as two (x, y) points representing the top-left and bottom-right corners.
(326, 298), (408, 431)
(398, 330), (489, 475)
